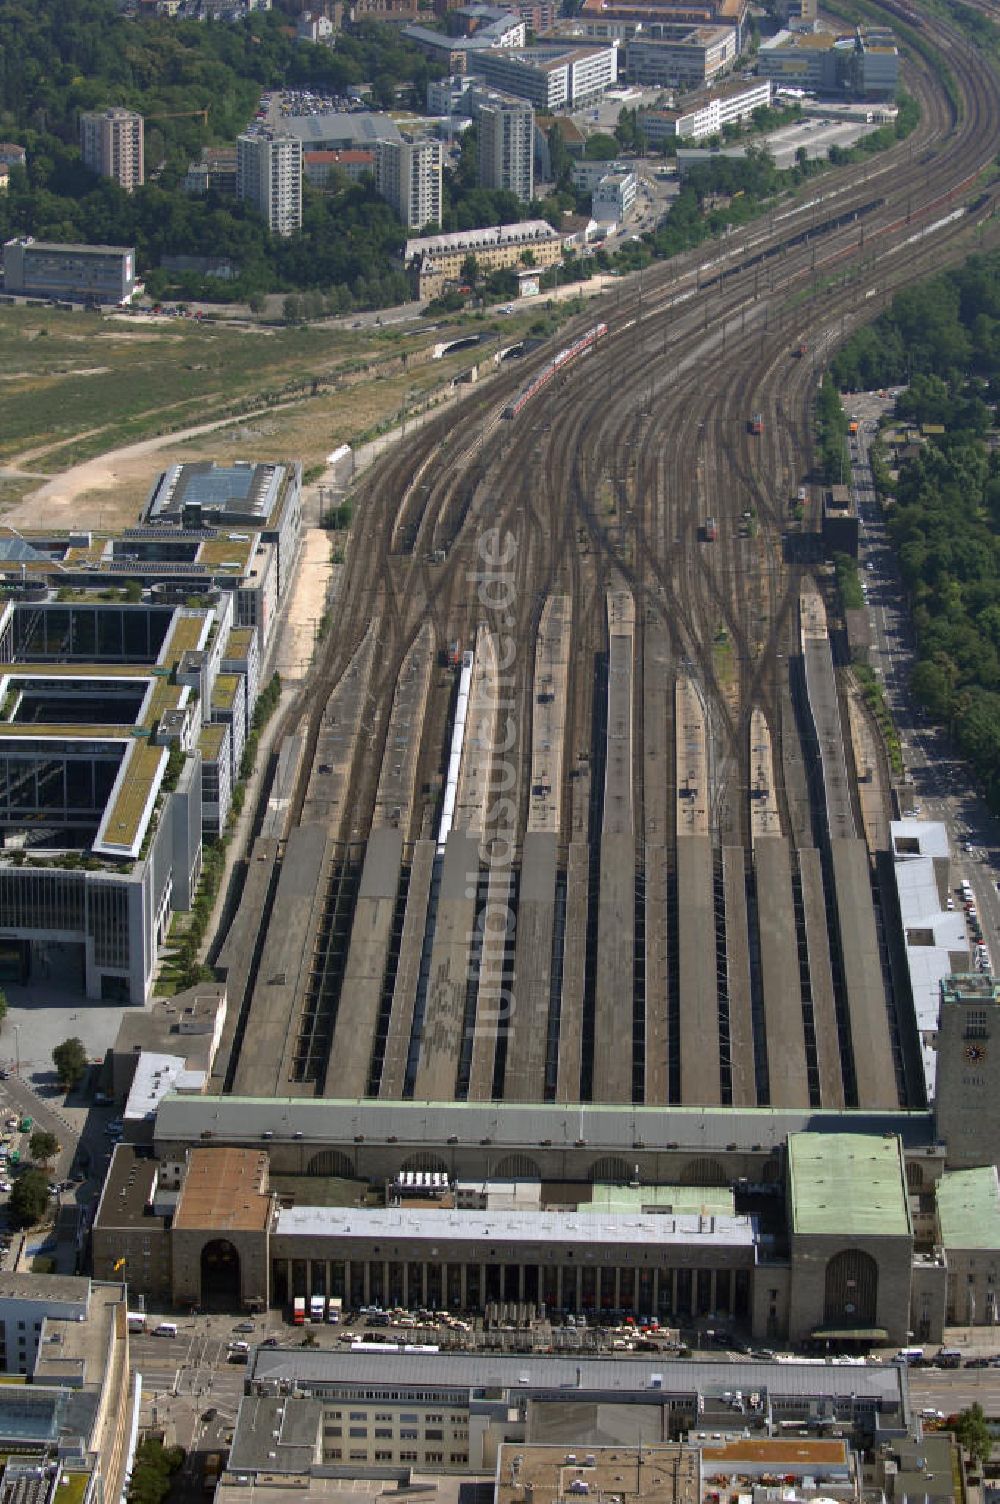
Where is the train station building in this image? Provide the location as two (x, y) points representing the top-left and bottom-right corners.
(92, 1118), (940, 1345)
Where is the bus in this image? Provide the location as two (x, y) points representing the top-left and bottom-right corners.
(327, 1297), (343, 1324)
(293, 1297), (306, 1326)
(310, 1294), (326, 1324)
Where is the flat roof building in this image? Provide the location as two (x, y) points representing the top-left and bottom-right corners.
(266, 112), (402, 150)
(785, 1133), (912, 1347)
(936, 1166), (1000, 1326)
(626, 24), (737, 87)
(403, 13), (526, 66)
(473, 42), (619, 108)
(639, 75), (770, 140)
(889, 820), (967, 1101)
(592, 168), (636, 223)
(758, 26), (836, 87)
(3, 238), (136, 305)
(303, 148), (374, 186)
(0, 457), (300, 1006)
(0, 1277), (133, 1504)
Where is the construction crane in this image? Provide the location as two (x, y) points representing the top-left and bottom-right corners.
(145, 108), (209, 125)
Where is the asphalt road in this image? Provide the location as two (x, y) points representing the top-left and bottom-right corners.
(909, 1367), (1000, 1413)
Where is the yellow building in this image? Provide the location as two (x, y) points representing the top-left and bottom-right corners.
(405, 219), (565, 298)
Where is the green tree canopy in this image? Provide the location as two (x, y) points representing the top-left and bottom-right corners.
(9, 1168), (50, 1228)
(583, 133), (619, 161)
(955, 1402), (992, 1466)
(52, 1037), (88, 1088)
(128, 1439), (184, 1504)
(29, 1129), (59, 1165)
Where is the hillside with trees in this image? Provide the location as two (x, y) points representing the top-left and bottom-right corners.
(0, 0), (441, 303)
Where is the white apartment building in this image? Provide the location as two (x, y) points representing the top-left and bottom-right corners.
(475, 42), (617, 109)
(592, 168), (636, 224)
(639, 76), (771, 142)
(476, 93), (534, 200)
(237, 132), (303, 237)
(376, 137), (442, 231)
(80, 108), (144, 192)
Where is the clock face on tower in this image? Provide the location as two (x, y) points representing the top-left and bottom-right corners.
(965, 1042), (988, 1065)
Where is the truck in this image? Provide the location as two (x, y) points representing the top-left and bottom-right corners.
(327, 1297), (343, 1324)
(293, 1296), (306, 1326)
(704, 518), (718, 542)
(310, 1294), (326, 1324)
(750, 413), (764, 435)
(127, 1312), (147, 1333)
(203, 1454), (222, 1495)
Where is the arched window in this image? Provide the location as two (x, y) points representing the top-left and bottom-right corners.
(307, 1149), (355, 1178)
(401, 1151), (449, 1174)
(824, 1249), (879, 1327)
(680, 1157), (728, 1187)
(200, 1239), (241, 1307)
(495, 1154), (541, 1179)
(588, 1156), (633, 1184)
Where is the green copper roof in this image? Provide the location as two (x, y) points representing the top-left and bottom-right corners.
(788, 1132), (910, 1237)
(937, 1167), (1000, 1251)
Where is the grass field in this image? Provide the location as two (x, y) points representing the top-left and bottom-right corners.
(0, 307), (447, 464)
(0, 297), (590, 529)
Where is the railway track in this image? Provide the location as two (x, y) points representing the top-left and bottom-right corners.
(231, 0), (1000, 1107)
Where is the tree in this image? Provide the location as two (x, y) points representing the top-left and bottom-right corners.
(29, 1129), (59, 1165)
(128, 1439), (184, 1504)
(8, 1169), (50, 1228)
(583, 132), (619, 161)
(955, 1403), (992, 1466)
(52, 1036), (88, 1088)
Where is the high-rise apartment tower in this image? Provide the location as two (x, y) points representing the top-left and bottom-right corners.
(236, 132), (303, 237)
(80, 109), (144, 192)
